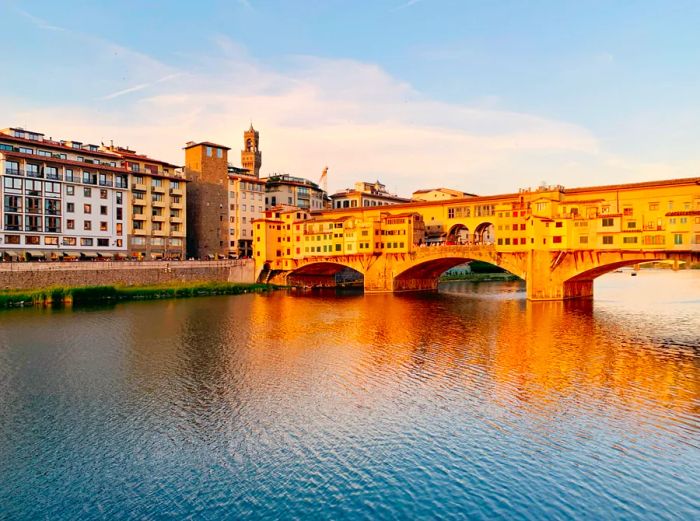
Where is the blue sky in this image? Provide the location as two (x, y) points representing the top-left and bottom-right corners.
(2, 0), (700, 194)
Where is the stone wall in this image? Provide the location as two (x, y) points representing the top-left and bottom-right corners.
(0, 259), (254, 291)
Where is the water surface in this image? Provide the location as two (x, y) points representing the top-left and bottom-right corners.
(0, 270), (698, 519)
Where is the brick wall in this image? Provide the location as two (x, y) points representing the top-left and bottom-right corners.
(0, 260), (254, 291)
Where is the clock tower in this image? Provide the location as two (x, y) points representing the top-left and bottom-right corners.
(241, 124), (262, 177)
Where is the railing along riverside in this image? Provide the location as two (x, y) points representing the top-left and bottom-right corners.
(0, 259), (251, 272)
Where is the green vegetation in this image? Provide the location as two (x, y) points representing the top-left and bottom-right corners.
(439, 272), (520, 282)
(0, 282), (280, 309)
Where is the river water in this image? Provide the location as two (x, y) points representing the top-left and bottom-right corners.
(0, 270), (698, 520)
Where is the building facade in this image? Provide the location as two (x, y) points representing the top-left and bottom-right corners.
(184, 141), (231, 259)
(412, 188), (476, 202)
(264, 174), (326, 211)
(185, 128), (266, 259)
(228, 166), (265, 258)
(0, 127), (129, 260)
(330, 180), (409, 209)
(102, 145), (186, 259)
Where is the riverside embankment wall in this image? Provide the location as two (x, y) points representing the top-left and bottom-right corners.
(0, 260), (255, 291)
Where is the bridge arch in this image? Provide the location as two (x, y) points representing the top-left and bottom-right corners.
(389, 248), (526, 292)
(287, 260), (365, 288)
(474, 222), (495, 245)
(446, 224), (470, 245)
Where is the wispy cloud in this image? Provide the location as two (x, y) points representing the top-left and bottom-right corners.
(15, 7), (67, 32)
(237, 0), (254, 10)
(392, 0), (424, 11)
(100, 73), (183, 100)
(4, 13), (690, 195)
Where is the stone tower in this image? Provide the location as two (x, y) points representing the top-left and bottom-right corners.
(241, 124), (262, 177)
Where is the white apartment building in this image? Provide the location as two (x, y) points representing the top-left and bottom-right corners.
(228, 166), (265, 258)
(0, 127), (128, 260)
(263, 174), (326, 211)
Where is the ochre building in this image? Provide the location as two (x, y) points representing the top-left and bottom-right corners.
(253, 176), (700, 300)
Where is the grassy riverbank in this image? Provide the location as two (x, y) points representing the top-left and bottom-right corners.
(439, 273), (521, 282)
(0, 282), (280, 308)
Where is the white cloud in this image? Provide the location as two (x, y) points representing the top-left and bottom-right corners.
(3, 22), (693, 196)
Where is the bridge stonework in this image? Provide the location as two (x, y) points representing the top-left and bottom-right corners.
(254, 176), (700, 300)
(266, 246), (698, 300)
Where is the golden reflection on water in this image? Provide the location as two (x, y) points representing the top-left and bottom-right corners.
(232, 274), (699, 422)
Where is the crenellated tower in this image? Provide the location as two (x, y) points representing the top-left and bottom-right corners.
(241, 124), (262, 177)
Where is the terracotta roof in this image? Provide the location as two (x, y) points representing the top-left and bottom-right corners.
(665, 210), (700, 216)
(565, 176), (700, 194)
(0, 133), (120, 159)
(183, 141), (231, 150)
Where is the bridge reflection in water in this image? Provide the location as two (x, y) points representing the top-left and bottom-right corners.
(1, 271), (698, 519)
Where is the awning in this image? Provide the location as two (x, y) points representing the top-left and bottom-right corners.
(62, 251), (79, 258)
(81, 252), (98, 258)
(97, 252), (114, 259)
(206, 254), (215, 260)
(27, 251), (45, 259)
(5, 251), (20, 259)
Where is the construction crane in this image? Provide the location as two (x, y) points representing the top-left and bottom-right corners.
(319, 166), (328, 193)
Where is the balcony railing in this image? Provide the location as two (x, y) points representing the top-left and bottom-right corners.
(99, 180), (113, 187)
(26, 170), (43, 178)
(45, 173), (62, 180)
(5, 168), (23, 176)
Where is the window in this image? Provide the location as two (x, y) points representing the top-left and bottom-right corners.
(674, 234), (683, 245)
(553, 236), (562, 243)
(96, 238), (109, 247)
(116, 223), (123, 235)
(133, 190), (145, 200)
(67, 202), (75, 213)
(133, 221), (144, 230)
(67, 219), (75, 230)
(579, 236), (589, 244)
(649, 202), (659, 211)
(84, 221), (92, 230)
(65, 169), (75, 182)
(4, 235), (20, 244)
(3, 177), (22, 191)
(84, 204), (92, 214)
(116, 192), (123, 205)
(100, 222), (108, 231)
(116, 208), (123, 220)
(26, 164), (41, 177)
(67, 185), (75, 196)
(602, 236), (613, 245)
(45, 182), (60, 195)
(45, 217), (60, 233)
(217, 148), (223, 158)
(26, 235), (40, 245)
(63, 237), (76, 246)
(80, 238), (93, 246)
(84, 187), (92, 197)
(100, 205), (108, 215)
(623, 236), (638, 244)
(4, 195), (21, 213)
(4, 214), (21, 231)
(151, 178), (162, 187)
(100, 189), (108, 199)
(25, 215), (41, 232)
(627, 221), (637, 229)
(206, 146), (212, 157)
(601, 218), (614, 227)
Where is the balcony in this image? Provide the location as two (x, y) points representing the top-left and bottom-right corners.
(152, 215), (166, 222)
(26, 170), (43, 179)
(152, 200), (166, 207)
(169, 187), (183, 196)
(133, 228), (147, 235)
(150, 185), (166, 193)
(99, 180), (114, 187)
(45, 173), (62, 181)
(170, 216), (183, 224)
(4, 168), (22, 176)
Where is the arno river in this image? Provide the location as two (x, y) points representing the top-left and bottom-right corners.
(1, 271), (698, 520)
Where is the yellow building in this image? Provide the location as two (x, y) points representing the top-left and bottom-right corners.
(411, 187), (476, 202)
(253, 176), (700, 299)
(103, 145), (187, 259)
